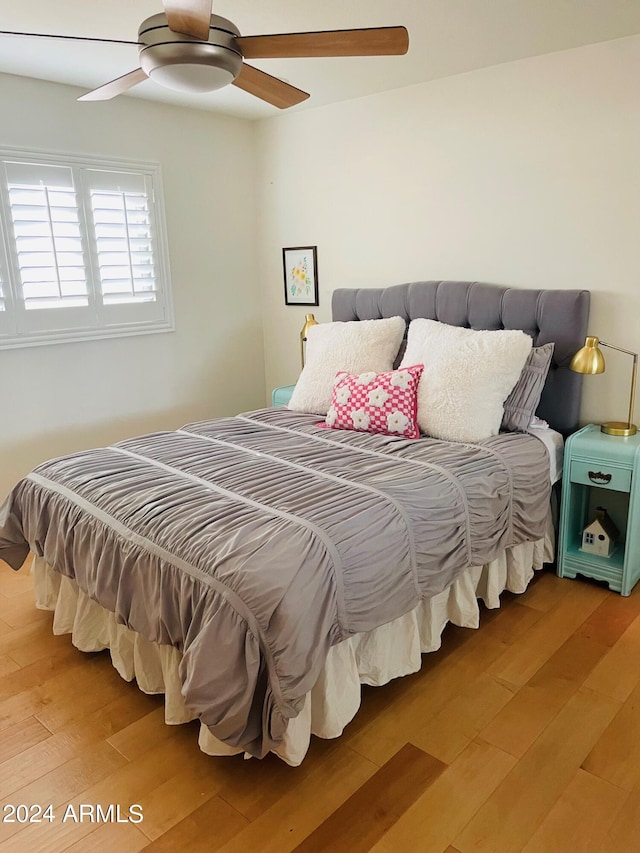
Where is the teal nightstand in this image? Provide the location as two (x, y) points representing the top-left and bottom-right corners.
(271, 384), (296, 407)
(558, 424), (640, 595)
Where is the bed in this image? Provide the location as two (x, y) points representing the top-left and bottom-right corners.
(0, 280), (589, 766)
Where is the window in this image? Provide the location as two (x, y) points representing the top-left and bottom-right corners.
(0, 148), (173, 348)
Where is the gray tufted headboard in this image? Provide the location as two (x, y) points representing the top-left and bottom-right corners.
(332, 281), (590, 436)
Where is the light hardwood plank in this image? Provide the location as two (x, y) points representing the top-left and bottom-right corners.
(214, 738), (350, 822)
(136, 761), (225, 841)
(1, 735), (229, 851)
(411, 670), (516, 764)
(481, 632), (609, 758)
(0, 689), (161, 800)
(454, 687), (621, 853)
(522, 768), (626, 853)
(0, 652), (126, 735)
(65, 821), (150, 853)
(583, 609), (640, 702)
(144, 795), (249, 852)
(0, 740), (129, 847)
(0, 645), (88, 702)
(370, 739), (516, 852)
(0, 655), (19, 677)
(576, 589), (640, 647)
(0, 619), (69, 667)
(0, 588), (52, 629)
(33, 654), (142, 733)
(0, 715), (51, 764)
(107, 706), (180, 761)
(293, 743), (445, 852)
(603, 777), (640, 852)
(515, 569), (571, 612)
(582, 676), (640, 791)
(347, 600), (542, 766)
(217, 745), (378, 853)
(486, 580), (607, 688)
(0, 566), (36, 599)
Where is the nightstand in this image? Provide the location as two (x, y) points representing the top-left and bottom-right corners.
(558, 424), (640, 595)
(271, 384), (296, 407)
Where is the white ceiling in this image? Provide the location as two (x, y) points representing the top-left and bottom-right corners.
(1, 1), (639, 120)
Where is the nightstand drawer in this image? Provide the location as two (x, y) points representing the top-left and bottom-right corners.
(570, 460), (632, 492)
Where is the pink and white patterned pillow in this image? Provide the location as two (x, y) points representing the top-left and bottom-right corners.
(324, 364), (424, 439)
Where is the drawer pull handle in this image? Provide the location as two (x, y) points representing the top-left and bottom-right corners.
(588, 470), (612, 485)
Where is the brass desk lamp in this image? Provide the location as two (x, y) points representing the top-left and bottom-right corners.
(300, 313), (318, 368)
(570, 336), (638, 436)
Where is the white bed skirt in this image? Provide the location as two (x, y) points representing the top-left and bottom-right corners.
(31, 519), (553, 766)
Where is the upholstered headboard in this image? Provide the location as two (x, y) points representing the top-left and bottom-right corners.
(332, 281), (590, 435)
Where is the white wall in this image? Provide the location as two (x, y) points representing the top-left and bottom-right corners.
(0, 73), (263, 500)
(256, 35), (640, 430)
(2, 34), (638, 500)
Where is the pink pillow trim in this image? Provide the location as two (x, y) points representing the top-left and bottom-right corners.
(324, 364), (424, 440)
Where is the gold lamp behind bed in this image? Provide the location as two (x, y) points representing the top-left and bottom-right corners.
(300, 313), (318, 368)
(570, 336), (638, 436)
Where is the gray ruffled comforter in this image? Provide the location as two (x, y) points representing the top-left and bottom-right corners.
(0, 408), (551, 756)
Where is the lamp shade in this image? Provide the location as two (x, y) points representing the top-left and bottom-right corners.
(570, 336), (605, 375)
(300, 313), (318, 367)
(300, 314), (318, 343)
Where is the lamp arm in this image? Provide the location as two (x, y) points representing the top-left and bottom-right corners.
(628, 353), (638, 430)
(600, 341), (638, 428)
(600, 341), (638, 358)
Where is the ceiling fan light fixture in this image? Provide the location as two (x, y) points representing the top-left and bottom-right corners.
(138, 12), (242, 93)
(140, 43), (242, 92)
(145, 62), (237, 94)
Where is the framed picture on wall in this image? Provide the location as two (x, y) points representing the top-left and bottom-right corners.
(282, 246), (319, 306)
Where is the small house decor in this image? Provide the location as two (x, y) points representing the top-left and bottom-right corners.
(581, 506), (620, 558)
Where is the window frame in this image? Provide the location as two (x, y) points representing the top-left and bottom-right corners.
(0, 146), (174, 350)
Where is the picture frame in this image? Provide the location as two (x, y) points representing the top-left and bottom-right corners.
(282, 246), (319, 306)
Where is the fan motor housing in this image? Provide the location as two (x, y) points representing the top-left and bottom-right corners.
(138, 13), (243, 93)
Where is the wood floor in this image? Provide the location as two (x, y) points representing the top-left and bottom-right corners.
(2, 558), (640, 852)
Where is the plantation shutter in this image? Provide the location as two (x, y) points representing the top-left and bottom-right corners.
(0, 241), (11, 338)
(84, 169), (167, 327)
(5, 162), (89, 309)
(1, 160), (93, 336)
(0, 150), (172, 348)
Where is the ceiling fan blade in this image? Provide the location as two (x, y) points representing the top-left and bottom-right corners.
(237, 26), (409, 59)
(0, 30), (139, 46)
(163, 0), (212, 40)
(232, 64), (309, 110)
(78, 68), (148, 102)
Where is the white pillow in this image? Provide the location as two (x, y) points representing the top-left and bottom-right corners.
(400, 319), (532, 442)
(288, 317), (406, 415)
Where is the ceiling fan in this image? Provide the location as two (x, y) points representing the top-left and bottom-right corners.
(0, 1), (409, 109)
